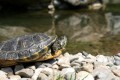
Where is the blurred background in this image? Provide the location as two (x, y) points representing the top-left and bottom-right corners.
(0, 0), (120, 56)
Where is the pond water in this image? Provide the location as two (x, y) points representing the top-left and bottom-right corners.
(0, 6), (120, 56)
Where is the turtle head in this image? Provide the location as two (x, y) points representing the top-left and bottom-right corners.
(58, 36), (67, 49)
(52, 36), (67, 53)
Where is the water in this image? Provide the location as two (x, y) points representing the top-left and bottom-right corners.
(0, 8), (120, 56)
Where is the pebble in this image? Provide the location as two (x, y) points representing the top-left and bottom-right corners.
(8, 75), (21, 80)
(92, 65), (116, 80)
(0, 70), (8, 80)
(76, 71), (94, 80)
(37, 73), (48, 80)
(61, 68), (76, 80)
(1, 67), (13, 75)
(15, 68), (34, 78)
(96, 55), (108, 63)
(1, 52), (120, 80)
(82, 62), (94, 73)
(111, 66), (120, 77)
(57, 56), (70, 68)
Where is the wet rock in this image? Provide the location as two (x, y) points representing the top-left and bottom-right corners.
(15, 68), (34, 78)
(92, 65), (116, 80)
(76, 71), (94, 80)
(8, 75), (21, 80)
(0, 70), (8, 80)
(1, 67), (13, 75)
(32, 68), (43, 80)
(61, 68), (76, 80)
(37, 73), (48, 80)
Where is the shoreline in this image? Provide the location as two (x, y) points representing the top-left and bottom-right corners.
(0, 51), (120, 80)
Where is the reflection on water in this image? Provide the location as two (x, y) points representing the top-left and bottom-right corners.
(0, 11), (120, 55)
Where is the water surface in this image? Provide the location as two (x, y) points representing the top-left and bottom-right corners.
(0, 9), (120, 56)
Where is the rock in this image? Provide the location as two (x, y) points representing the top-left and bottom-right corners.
(14, 65), (24, 73)
(114, 56), (120, 65)
(111, 66), (120, 77)
(37, 73), (48, 80)
(61, 68), (76, 80)
(82, 62), (94, 73)
(32, 68), (43, 80)
(92, 65), (116, 80)
(8, 75), (21, 80)
(85, 54), (96, 62)
(15, 68), (34, 78)
(35, 62), (52, 68)
(71, 62), (80, 67)
(82, 51), (89, 57)
(70, 53), (84, 63)
(107, 56), (115, 66)
(57, 56), (70, 68)
(41, 68), (53, 76)
(0, 70), (8, 80)
(73, 66), (81, 73)
(1, 67), (13, 75)
(52, 64), (59, 69)
(76, 71), (94, 80)
(19, 78), (33, 80)
(27, 66), (36, 71)
(96, 55), (108, 63)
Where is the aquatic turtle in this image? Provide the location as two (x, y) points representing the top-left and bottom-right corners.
(0, 33), (67, 67)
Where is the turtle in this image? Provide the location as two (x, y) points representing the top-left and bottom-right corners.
(0, 33), (67, 67)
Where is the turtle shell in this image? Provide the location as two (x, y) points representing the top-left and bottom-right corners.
(0, 33), (57, 61)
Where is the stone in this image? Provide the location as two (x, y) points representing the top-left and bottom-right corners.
(27, 66), (36, 71)
(32, 68), (43, 80)
(41, 68), (53, 76)
(37, 73), (48, 80)
(0, 70), (8, 80)
(92, 65), (116, 80)
(57, 56), (70, 68)
(1, 67), (13, 75)
(14, 65), (24, 73)
(114, 56), (120, 65)
(61, 68), (76, 80)
(35, 62), (52, 68)
(8, 75), (21, 80)
(111, 66), (120, 77)
(96, 55), (108, 63)
(76, 71), (94, 80)
(82, 62), (94, 73)
(85, 54), (96, 62)
(15, 68), (34, 78)
(52, 64), (59, 69)
(73, 66), (81, 73)
(19, 78), (33, 80)
(82, 51), (89, 57)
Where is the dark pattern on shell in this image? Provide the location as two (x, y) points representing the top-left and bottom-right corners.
(0, 33), (57, 60)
